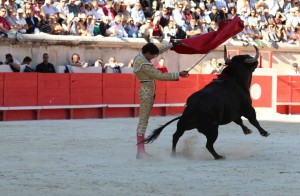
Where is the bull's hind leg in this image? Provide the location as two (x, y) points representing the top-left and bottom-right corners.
(172, 128), (185, 157)
(202, 125), (224, 160)
(234, 118), (252, 135)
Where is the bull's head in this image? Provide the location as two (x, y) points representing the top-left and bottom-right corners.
(224, 45), (259, 65)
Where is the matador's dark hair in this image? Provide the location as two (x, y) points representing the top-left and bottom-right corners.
(142, 43), (159, 55)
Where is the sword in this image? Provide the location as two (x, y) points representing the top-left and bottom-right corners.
(187, 51), (211, 72)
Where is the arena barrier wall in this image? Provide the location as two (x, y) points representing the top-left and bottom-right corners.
(0, 71), (298, 121)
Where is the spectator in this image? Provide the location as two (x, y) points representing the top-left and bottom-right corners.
(139, 17), (153, 41)
(4, 53), (21, 72)
(183, 6), (193, 24)
(98, 16), (111, 36)
(106, 14), (128, 37)
(35, 53), (56, 73)
(5, 8), (23, 32)
(70, 53), (88, 68)
(25, 9), (39, 34)
(247, 9), (259, 27)
(22, 0), (33, 16)
(102, 0), (117, 21)
(67, 0), (80, 17)
(92, 0), (105, 20)
(290, 25), (300, 44)
(273, 11), (286, 25)
(86, 14), (95, 36)
(152, 16), (163, 40)
(239, 7), (249, 22)
(198, 5), (212, 24)
(6, 0), (18, 11)
(278, 0), (292, 15)
(163, 19), (178, 40)
(118, 2), (130, 19)
(275, 23), (288, 42)
(263, 9), (276, 26)
(219, 6), (228, 20)
(285, 23), (295, 43)
(15, 8), (28, 34)
(288, 63), (300, 75)
(197, 19), (208, 34)
(172, 3), (187, 29)
(203, 57), (220, 74)
(0, 8), (9, 37)
(285, 7), (299, 30)
(104, 56), (123, 73)
(209, 5), (221, 24)
(159, 8), (170, 28)
(125, 17), (139, 37)
(215, 0), (228, 11)
(77, 13), (90, 36)
(207, 21), (218, 32)
(21, 56), (34, 72)
(228, 7), (237, 19)
(33, 0), (44, 19)
(56, 0), (69, 24)
(155, 57), (168, 73)
(131, 2), (145, 27)
(94, 58), (105, 72)
(186, 18), (201, 38)
(164, 0), (176, 9)
(84, 2), (93, 16)
(205, 0), (216, 11)
(9, 56), (34, 72)
(265, 0), (279, 17)
(39, 12), (51, 33)
(42, 0), (58, 17)
(237, 0), (250, 15)
(49, 14), (63, 34)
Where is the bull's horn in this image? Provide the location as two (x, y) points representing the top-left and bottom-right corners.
(245, 45), (259, 64)
(224, 46), (231, 64)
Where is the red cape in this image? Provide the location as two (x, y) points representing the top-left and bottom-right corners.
(171, 17), (244, 54)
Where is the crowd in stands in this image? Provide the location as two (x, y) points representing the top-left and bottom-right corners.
(1, 0), (300, 73)
(0, 52), (136, 73)
(0, 0), (300, 47)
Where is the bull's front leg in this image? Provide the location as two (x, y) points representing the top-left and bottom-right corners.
(203, 126), (225, 160)
(244, 107), (270, 137)
(234, 118), (252, 135)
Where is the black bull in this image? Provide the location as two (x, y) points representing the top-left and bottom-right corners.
(141, 46), (270, 160)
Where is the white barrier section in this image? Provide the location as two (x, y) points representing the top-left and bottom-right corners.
(251, 68), (277, 113)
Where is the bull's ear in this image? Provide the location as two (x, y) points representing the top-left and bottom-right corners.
(245, 46), (259, 64)
(224, 46), (231, 64)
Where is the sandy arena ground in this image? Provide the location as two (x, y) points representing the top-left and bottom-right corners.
(0, 113), (300, 196)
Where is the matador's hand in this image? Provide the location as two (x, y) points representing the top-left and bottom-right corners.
(179, 71), (189, 78)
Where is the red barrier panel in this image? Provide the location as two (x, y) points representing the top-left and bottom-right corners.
(166, 74), (199, 103)
(4, 73), (38, 106)
(0, 73), (4, 106)
(103, 74), (135, 104)
(103, 74), (136, 118)
(277, 76), (290, 102)
(38, 74), (70, 105)
(251, 76), (272, 107)
(70, 74), (103, 105)
(291, 76), (300, 102)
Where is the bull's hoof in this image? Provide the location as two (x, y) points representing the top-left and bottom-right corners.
(243, 128), (252, 135)
(215, 155), (225, 160)
(260, 132), (270, 137)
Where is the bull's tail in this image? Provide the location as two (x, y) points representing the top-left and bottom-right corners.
(140, 116), (181, 144)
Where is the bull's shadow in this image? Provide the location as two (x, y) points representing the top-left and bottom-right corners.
(141, 46), (270, 160)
